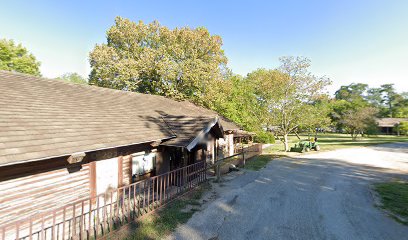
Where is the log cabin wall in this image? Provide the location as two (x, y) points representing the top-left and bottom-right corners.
(0, 142), (154, 227)
(0, 163), (90, 226)
(121, 155), (133, 186)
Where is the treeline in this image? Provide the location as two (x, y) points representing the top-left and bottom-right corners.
(2, 17), (407, 150)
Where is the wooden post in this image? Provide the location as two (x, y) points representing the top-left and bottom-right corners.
(242, 139), (245, 166)
(89, 162), (97, 201)
(118, 156), (123, 188)
(204, 154), (207, 181)
(216, 163), (221, 182)
(215, 139), (221, 182)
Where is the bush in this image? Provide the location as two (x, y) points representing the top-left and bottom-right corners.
(254, 131), (276, 143)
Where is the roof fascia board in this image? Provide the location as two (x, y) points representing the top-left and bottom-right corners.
(0, 136), (176, 168)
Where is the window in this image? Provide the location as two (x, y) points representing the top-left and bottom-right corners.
(132, 152), (156, 176)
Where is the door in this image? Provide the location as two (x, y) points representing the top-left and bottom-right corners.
(96, 157), (119, 195)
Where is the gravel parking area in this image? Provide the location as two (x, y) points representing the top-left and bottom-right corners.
(167, 143), (408, 240)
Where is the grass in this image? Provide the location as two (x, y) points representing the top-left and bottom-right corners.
(123, 182), (211, 240)
(266, 133), (408, 153)
(374, 181), (408, 224)
(245, 133), (408, 171)
(244, 155), (274, 171)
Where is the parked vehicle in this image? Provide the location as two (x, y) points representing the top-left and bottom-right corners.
(290, 138), (320, 153)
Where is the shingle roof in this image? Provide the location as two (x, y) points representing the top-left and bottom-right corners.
(0, 71), (240, 166)
(376, 118), (408, 127)
(160, 115), (224, 150)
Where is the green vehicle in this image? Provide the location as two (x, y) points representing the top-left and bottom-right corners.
(290, 138), (320, 153)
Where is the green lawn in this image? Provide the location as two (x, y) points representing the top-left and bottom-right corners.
(244, 155), (274, 171)
(374, 181), (408, 224)
(245, 133), (408, 171)
(266, 133), (408, 153)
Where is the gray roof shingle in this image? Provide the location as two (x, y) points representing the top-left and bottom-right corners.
(0, 71), (240, 166)
(376, 118), (408, 127)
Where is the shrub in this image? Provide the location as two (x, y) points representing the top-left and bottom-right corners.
(254, 131), (276, 143)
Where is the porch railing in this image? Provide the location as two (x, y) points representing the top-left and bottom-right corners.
(233, 143), (262, 156)
(0, 161), (206, 240)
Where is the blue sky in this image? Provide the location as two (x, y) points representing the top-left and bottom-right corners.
(1, 0), (407, 94)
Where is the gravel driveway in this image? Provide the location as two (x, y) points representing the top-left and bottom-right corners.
(167, 143), (408, 240)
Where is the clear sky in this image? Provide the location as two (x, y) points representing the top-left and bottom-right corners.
(1, 0), (407, 94)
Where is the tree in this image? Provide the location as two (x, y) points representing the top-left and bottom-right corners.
(341, 107), (378, 139)
(298, 95), (332, 135)
(366, 87), (383, 108)
(334, 83), (369, 107)
(0, 39), (41, 76)
(89, 17), (227, 104)
(396, 121), (408, 136)
(205, 73), (265, 133)
(380, 84), (399, 117)
(379, 84), (408, 118)
(247, 57), (331, 151)
(58, 73), (87, 84)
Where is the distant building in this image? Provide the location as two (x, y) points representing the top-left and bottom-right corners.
(376, 118), (408, 134)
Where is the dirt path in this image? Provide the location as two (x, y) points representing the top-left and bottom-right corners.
(166, 143), (408, 240)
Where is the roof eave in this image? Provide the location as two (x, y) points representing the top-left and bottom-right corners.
(0, 135), (176, 168)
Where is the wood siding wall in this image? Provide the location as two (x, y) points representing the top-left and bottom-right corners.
(0, 164), (90, 226)
(121, 155), (132, 186)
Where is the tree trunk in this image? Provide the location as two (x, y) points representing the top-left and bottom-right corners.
(351, 130), (357, 140)
(283, 134), (289, 151)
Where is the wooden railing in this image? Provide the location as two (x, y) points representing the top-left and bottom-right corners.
(242, 143), (263, 159)
(0, 161), (206, 240)
(217, 143), (263, 178)
(233, 143), (262, 156)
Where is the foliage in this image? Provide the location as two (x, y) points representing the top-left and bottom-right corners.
(298, 95), (332, 132)
(332, 83), (408, 126)
(205, 74), (264, 132)
(89, 17), (227, 105)
(395, 121), (408, 135)
(0, 39), (41, 76)
(335, 83), (369, 104)
(247, 56), (331, 151)
(341, 107), (378, 139)
(58, 72), (87, 84)
(380, 85), (408, 118)
(254, 131), (276, 144)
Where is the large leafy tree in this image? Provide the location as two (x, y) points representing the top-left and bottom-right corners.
(380, 84), (405, 118)
(334, 83), (369, 106)
(0, 39), (41, 76)
(89, 17), (227, 104)
(205, 73), (264, 132)
(341, 107), (378, 139)
(247, 57), (331, 151)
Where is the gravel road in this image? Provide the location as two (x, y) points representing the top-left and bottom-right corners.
(167, 143), (408, 240)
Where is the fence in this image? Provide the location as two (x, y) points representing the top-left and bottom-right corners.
(1, 161), (206, 240)
(218, 143), (263, 176)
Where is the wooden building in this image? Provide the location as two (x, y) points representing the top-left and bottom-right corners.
(0, 71), (241, 229)
(376, 118), (408, 135)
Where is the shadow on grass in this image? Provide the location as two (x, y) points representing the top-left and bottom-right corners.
(244, 154), (283, 171)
